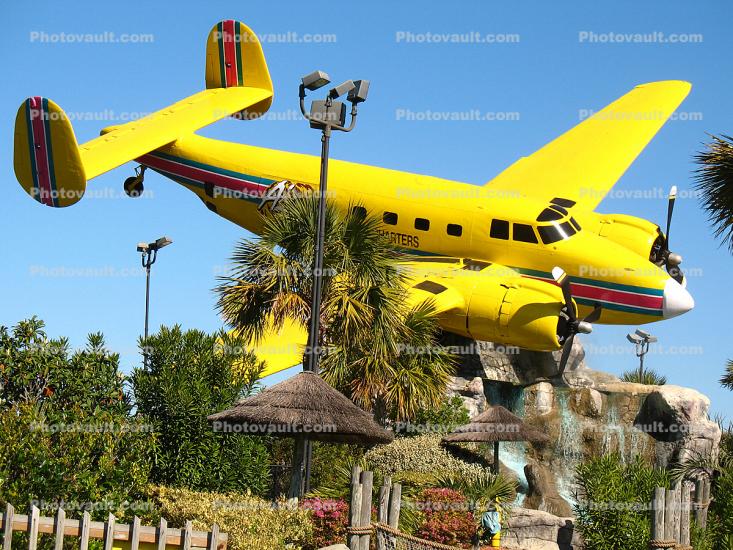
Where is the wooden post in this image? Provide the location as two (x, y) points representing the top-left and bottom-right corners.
(103, 513), (115, 550)
(388, 483), (402, 530)
(349, 466), (363, 550)
(3, 503), (14, 550)
(289, 435), (306, 500)
(79, 511), (91, 550)
(53, 508), (65, 550)
(378, 476), (391, 524)
(27, 506), (40, 550)
(157, 518), (168, 550)
(207, 524), (219, 550)
(700, 478), (710, 529)
(358, 470), (373, 550)
(651, 487), (666, 542)
(183, 521), (192, 550)
(130, 516), (141, 550)
(663, 488), (674, 542)
(680, 482), (692, 547)
(493, 442), (500, 475)
(668, 484), (680, 544)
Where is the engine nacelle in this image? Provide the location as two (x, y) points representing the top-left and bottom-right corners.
(435, 270), (565, 351)
(589, 213), (661, 261)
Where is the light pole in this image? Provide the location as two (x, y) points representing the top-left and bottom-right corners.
(137, 236), (173, 363)
(295, 70), (369, 497)
(627, 329), (657, 382)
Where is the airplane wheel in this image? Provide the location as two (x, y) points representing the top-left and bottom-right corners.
(124, 176), (144, 198)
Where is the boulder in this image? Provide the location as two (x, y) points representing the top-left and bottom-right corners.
(503, 508), (582, 550)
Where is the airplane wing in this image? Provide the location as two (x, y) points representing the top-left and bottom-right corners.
(483, 80), (691, 210)
(230, 316), (308, 379)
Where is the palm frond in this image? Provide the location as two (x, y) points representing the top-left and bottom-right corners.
(694, 134), (733, 252)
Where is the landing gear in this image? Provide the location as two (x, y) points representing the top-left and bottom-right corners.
(124, 165), (146, 198)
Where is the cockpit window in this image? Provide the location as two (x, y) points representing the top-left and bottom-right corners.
(536, 206), (567, 222)
(538, 220), (577, 244)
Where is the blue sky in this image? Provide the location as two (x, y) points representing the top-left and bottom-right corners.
(2, 0), (732, 418)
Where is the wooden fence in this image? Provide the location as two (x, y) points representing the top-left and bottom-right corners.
(649, 478), (711, 550)
(0, 504), (227, 550)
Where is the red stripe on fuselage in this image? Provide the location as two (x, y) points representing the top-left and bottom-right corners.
(29, 97), (54, 206)
(138, 153), (267, 197)
(522, 274), (662, 311)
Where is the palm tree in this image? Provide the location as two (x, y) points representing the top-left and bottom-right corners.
(695, 134), (733, 252)
(215, 194), (454, 422)
(721, 360), (733, 391)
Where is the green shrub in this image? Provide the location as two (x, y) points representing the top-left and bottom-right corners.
(131, 326), (271, 494)
(402, 395), (470, 436)
(149, 486), (312, 550)
(574, 454), (670, 550)
(0, 319), (152, 522)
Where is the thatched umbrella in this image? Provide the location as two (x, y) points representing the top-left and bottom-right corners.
(442, 405), (549, 474)
(208, 371), (392, 496)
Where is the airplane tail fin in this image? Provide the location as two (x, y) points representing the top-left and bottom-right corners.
(205, 19), (273, 119)
(13, 96), (86, 207)
(13, 20), (274, 208)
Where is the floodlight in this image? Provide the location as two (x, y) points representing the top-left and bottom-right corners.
(635, 329), (651, 339)
(153, 236), (173, 250)
(328, 80), (356, 100)
(301, 70), (331, 91)
(347, 79), (370, 103)
(627, 333), (643, 344)
(137, 242), (149, 253)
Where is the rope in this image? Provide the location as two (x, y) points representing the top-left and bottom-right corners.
(373, 522), (469, 550)
(648, 540), (676, 549)
(345, 525), (374, 535)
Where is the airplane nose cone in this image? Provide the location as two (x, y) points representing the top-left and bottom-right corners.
(662, 277), (695, 319)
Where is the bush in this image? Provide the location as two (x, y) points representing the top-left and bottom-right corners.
(300, 498), (349, 549)
(0, 319), (152, 522)
(402, 396), (470, 436)
(414, 488), (475, 547)
(365, 434), (487, 479)
(131, 326), (270, 494)
(149, 486), (312, 550)
(574, 454), (670, 550)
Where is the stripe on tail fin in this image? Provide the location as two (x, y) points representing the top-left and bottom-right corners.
(13, 97), (86, 207)
(205, 19), (273, 120)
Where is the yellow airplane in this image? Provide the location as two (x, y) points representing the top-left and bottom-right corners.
(12, 19), (694, 377)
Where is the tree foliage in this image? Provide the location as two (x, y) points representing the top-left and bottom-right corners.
(131, 326), (271, 494)
(215, 195), (454, 422)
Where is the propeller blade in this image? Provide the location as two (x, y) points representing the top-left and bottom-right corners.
(557, 334), (575, 375)
(664, 185), (677, 250)
(552, 266), (576, 322)
(583, 305), (602, 324)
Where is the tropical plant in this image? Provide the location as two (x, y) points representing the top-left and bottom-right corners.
(695, 134), (733, 252)
(214, 195), (454, 422)
(0, 318), (152, 522)
(402, 395), (471, 436)
(414, 488), (476, 547)
(621, 368), (667, 385)
(131, 326), (270, 494)
(573, 454), (670, 550)
(720, 360), (733, 391)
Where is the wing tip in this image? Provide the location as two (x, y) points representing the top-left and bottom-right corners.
(634, 80), (692, 96)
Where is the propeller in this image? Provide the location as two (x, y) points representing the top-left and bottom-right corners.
(658, 186), (684, 284)
(552, 267), (602, 375)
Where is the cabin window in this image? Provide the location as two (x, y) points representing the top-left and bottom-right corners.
(490, 219), (510, 240)
(513, 223), (538, 243)
(383, 212), (398, 225)
(447, 224), (463, 237)
(352, 206), (367, 219)
(415, 218), (430, 231)
(536, 206), (567, 222)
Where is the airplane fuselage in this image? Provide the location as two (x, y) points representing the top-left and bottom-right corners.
(138, 133), (692, 326)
